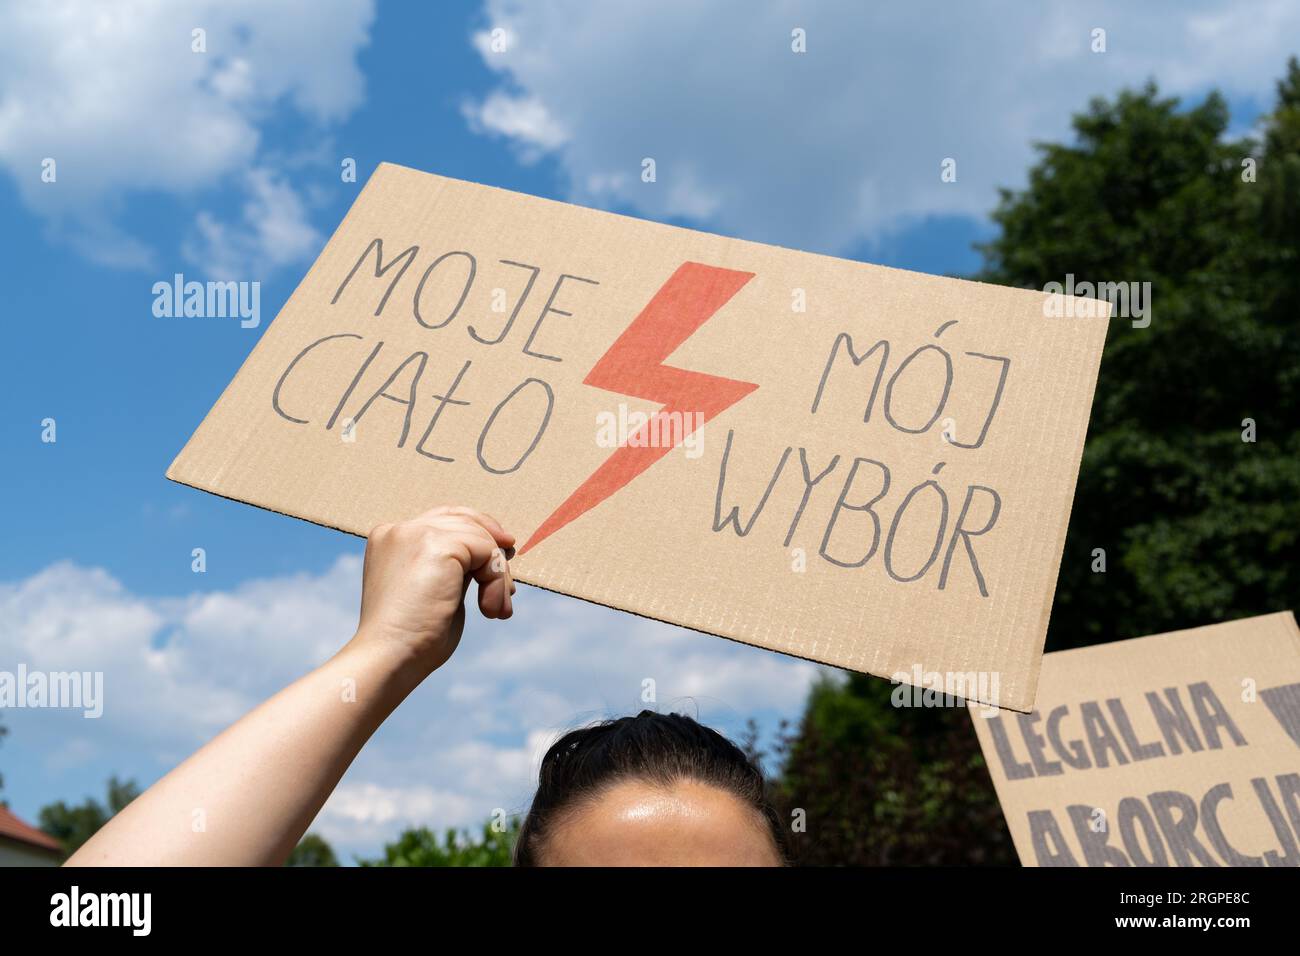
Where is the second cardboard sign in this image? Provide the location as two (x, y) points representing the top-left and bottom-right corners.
(973, 612), (1300, 865)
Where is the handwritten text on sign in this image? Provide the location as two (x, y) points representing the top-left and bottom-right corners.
(269, 239), (1012, 596)
(971, 614), (1300, 866)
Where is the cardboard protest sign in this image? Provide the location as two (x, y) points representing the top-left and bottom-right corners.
(971, 612), (1300, 866)
(167, 162), (1108, 710)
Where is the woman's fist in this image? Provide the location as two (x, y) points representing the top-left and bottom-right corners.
(356, 505), (515, 674)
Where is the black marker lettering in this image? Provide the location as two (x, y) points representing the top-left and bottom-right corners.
(331, 238), (419, 316)
(414, 360), (473, 463)
(783, 448), (840, 547)
(273, 333), (363, 424)
(349, 350), (429, 447)
(413, 251), (476, 330)
(937, 484), (1001, 596)
(476, 377), (555, 475)
(810, 333), (888, 421)
(327, 339), (385, 430)
(713, 430), (792, 537)
(818, 457), (890, 568)
(883, 463), (949, 582)
(469, 259), (540, 345)
(883, 342), (952, 434)
(522, 273), (600, 362)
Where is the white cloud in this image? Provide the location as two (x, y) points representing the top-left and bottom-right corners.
(0, 555), (822, 859)
(462, 92), (569, 160)
(0, 0), (374, 273)
(466, 0), (1300, 253)
(183, 167), (322, 278)
(0, 559), (358, 742)
(322, 781), (473, 839)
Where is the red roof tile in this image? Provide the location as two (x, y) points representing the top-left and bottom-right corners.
(0, 805), (63, 854)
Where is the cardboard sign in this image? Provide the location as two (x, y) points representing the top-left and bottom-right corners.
(168, 162), (1109, 710)
(971, 612), (1300, 866)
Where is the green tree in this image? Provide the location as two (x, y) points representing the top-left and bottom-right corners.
(357, 818), (519, 867)
(768, 678), (1015, 865)
(38, 776), (140, 857)
(978, 72), (1299, 649)
(776, 64), (1300, 864)
(286, 832), (340, 867)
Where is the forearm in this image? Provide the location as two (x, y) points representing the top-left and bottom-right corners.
(67, 631), (426, 867)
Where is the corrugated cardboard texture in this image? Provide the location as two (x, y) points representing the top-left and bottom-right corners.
(168, 162), (1109, 710)
(971, 611), (1300, 865)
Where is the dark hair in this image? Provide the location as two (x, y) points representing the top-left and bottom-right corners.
(514, 709), (786, 865)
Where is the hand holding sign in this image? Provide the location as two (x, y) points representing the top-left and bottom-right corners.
(357, 505), (515, 675)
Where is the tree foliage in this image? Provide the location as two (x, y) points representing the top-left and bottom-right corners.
(979, 69), (1300, 648)
(357, 818), (519, 867)
(38, 776), (140, 857)
(766, 679), (1015, 865)
(775, 63), (1300, 864)
(285, 832), (341, 867)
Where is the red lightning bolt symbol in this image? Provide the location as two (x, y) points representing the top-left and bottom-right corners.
(518, 262), (757, 555)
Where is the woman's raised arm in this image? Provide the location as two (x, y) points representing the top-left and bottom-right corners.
(66, 506), (515, 866)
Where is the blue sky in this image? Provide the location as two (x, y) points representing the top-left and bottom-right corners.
(1, 0), (1294, 859)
